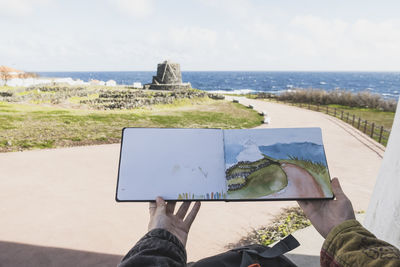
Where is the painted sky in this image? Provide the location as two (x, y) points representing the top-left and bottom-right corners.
(2, 0), (400, 71)
(224, 128), (324, 147)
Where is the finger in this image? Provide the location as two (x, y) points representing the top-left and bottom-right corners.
(331, 178), (346, 198)
(166, 201), (176, 214)
(176, 201), (191, 219)
(156, 196), (167, 213)
(184, 201), (201, 228)
(297, 200), (309, 210)
(149, 201), (157, 216)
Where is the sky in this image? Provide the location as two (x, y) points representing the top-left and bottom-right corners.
(1, 0), (400, 71)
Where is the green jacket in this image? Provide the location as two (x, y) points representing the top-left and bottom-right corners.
(321, 220), (400, 267)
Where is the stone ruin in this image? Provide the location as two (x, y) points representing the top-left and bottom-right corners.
(144, 60), (191, 90)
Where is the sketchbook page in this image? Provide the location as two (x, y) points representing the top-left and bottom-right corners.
(117, 128), (226, 201)
(223, 127), (333, 200)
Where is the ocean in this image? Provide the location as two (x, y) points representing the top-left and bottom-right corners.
(37, 71), (400, 99)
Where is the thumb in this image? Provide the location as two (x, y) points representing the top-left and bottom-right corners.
(331, 178), (346, 198)
(156, 196), (167, 214)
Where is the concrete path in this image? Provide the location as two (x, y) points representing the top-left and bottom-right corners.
(0, 97), (384, 265)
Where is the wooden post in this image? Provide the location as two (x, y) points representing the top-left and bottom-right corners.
(346, 112), (349, 123)
(379, 126), (384, 143)
(326, 106), (329, 114)
(364, 120), (368, 133)
(317, 104), (320, 111)
(358, 117), (361, 129)
(352, 115), (355, 126)
(371, 123), (375, 138)
(334, 108), (337, 117)
(341, 111), (344, 120)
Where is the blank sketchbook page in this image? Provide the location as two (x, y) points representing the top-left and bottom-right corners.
(117, 128), (226, 201)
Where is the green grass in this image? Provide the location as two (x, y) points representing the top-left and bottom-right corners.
(227, 164), (287, 199)
(0, 100), (262, 152)
(326, 104), (395, 130)
(260, 99), (395, 130)
(259, 99), (395, 146)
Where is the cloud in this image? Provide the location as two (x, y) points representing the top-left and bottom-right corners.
(112, 0), (154, 18)
(0, 0), (49, 16)
(286, 15), (400, 69)
(168, 27), (217, 48)
(196, 0), (253, 18)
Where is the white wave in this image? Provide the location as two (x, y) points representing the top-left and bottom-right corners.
(1, 77), (122, 87)
(319, 81), (327, 85)
(207, 89), (258, 94)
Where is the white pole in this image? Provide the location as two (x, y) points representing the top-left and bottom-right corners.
(364, 97), (400, 248)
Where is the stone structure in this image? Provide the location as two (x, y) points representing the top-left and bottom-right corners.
(144, 60), (191, 90)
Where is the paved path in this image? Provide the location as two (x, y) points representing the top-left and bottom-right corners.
(0, 97), (384, 265)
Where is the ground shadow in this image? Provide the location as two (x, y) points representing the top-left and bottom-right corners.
(286, 253), (320, 267)
(0, 240), (123, 267)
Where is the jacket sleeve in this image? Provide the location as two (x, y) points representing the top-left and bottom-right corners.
(118, 228), (187, 267)
(321, 219), (400, 267)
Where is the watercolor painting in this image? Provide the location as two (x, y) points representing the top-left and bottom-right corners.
(224, 128), (333, 199)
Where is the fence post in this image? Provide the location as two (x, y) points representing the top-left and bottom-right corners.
(352, 115), (355, 126)
(364, 120), (368, 133)
(358, 117), (361, 129)
(334, 108), (337, 117)
(317, 104), (320, 111)
(308, 103), (310, 110)
(341, 111), (344, 120)
(346, 112), (349, 123)
(326, 106), (329, 114)
(371, 123), (375, 138)
(379, 126), (384, 143)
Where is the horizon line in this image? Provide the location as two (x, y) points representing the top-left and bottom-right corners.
(33, 70), (400, 73)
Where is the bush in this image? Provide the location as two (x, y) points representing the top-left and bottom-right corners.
(227, 207), (311, 248)
(257, 89), (397, 112)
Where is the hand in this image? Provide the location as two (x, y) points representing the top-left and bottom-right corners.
(148, 197), (201, 247)
(297, 178), (355, 238)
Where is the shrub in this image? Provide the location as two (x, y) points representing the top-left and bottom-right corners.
(257, 89), (397, 112)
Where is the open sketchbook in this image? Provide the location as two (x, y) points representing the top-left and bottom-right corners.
(116, 127), (333, 201)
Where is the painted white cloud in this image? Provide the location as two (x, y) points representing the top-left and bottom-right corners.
(112, 0), (154, 18)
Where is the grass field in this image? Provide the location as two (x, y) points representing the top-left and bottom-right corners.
(0, 98), (263, 152)
(253, 98), (395, 145)
(326, 104), (395, 130)
(255, 98), (395, 130)
(227, 164), (287, 199)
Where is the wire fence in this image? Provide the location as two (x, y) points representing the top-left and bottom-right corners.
(282, 101), (391, 146)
